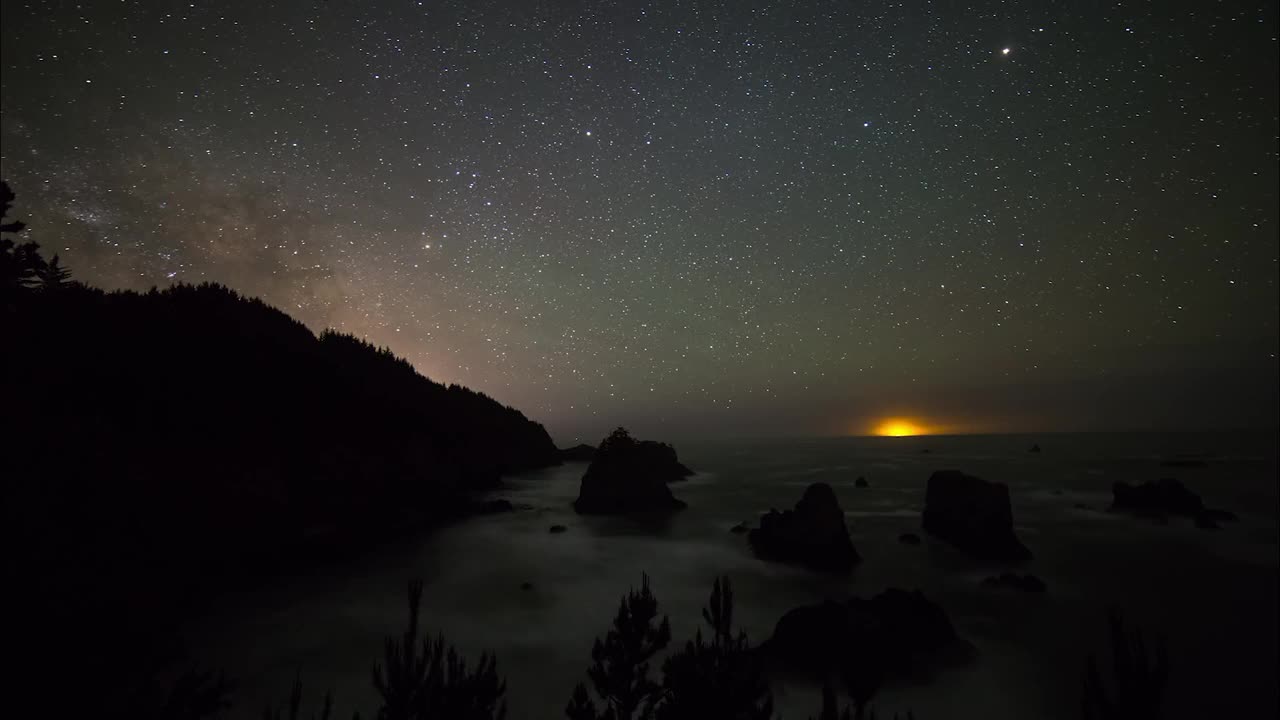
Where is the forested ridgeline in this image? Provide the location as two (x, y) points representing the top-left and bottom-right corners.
(3, 181), (558, 585)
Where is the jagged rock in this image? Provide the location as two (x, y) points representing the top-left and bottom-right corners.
(1111, 478), (1238, 528)
(981, 572), (1046, 593)
(855, 476), (869, 488)
(548, 524), (568, 534)
(747, 482), (859, 572)
(1112, 478), (1204, 516)
(559, 443), (597, 462)
(631, 438), (695, 482)
(566, 428), (693, 478)
(922, 470), (1032, 562)
(899, 532), (922, 545)
(1029, 444), (1041, 453)
(573, 428), (689, 514)
(761, 588), (972, 682)
(729, 522), (750, 534)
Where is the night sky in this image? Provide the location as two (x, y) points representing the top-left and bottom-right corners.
(2, 0), (1276, 441)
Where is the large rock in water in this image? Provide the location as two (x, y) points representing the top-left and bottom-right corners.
(922, 470), (1032, 562)
(748, 482), (859, 572)
(1111, 478), (1237, 527)
(1111, 478), (1204, 516)
(573, 428), (688, 514)
(761, 588), (972, 683)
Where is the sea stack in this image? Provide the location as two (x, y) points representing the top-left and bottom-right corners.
(748, 482), (860, 572)
(761, 588), (972, 680)
(1111, 477), (1204, 516)
(573, 428), (688, 514)
(1111, 478), (1237, 527)
(922, 470), (1032, 562)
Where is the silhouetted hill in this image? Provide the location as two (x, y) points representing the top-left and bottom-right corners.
(4, 219), (558, 589)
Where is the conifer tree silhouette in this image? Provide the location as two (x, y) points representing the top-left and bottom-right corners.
(262, 676), (342, 720)
(1, 180), (47, 296)
(807, 678), (918, 720)
(656, 576), (773, 720)
(1082, 611), (1168, 720)
(0, 180), (26, 235)
(810, 680), (852, 720)
(38, 253), (72, 290)
(149, 668), (233, 720)
(568, 573), (671, 720)
(372, 580), (507, 720)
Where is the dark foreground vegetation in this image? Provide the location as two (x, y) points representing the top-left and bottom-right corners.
(217, 575), (1163, 720)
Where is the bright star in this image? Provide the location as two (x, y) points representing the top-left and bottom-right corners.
(1001, 47), (1011, 55)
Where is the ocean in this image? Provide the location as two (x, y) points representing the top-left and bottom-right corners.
(186, 432), (1279, 719)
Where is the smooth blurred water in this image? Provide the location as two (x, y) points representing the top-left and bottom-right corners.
(188, 432), (1279, 719)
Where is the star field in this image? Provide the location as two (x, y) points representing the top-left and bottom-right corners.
(2, 0), (1276, 439)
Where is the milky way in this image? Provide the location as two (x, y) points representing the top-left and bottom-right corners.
(2, 1), (1276, 440)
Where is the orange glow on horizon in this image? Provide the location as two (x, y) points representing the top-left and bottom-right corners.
(873, 418), (928, 437)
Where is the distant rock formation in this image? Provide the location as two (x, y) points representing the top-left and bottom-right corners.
(573, 428), (688, 514)
(761, 588), (972, 683)
(747, 482), (860, 572)
(559, 443), (597, 462)
(549, 524), (568, 534)
(468, 498), (515, 515)
(1111, 478), (1237, 528)
(1029, 444), (1041, 453)
(855, 476), (869, 488)
(729, 522), (750, 534)
(981, 572), (1046, 593)
(899, 532), (922, 545)
(1112, 478), (1203, 515)
(922, 470), (1032, 562)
